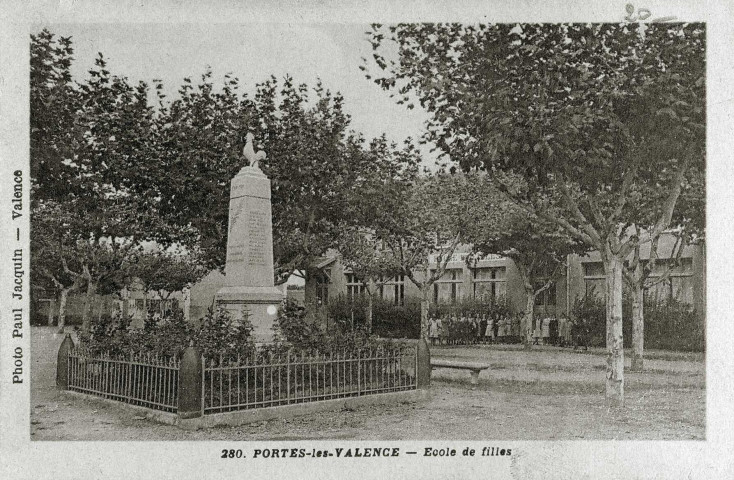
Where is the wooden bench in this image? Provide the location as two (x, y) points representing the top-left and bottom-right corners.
(430, 359), (491, 386)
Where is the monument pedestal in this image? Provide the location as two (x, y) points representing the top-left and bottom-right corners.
(216, 286), (283, 342)
(215, 163), (283, 344)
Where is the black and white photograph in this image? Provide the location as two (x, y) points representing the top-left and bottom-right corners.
(1, 1), (732, 479)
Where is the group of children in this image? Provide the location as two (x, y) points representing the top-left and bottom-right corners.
(529, 315), (573, 347)
(427, 313), (523, 346)
(427, 313), (576, 348)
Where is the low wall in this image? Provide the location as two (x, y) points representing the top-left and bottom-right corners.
(63, 387), (429, 430)
(180, 389), (430, 430)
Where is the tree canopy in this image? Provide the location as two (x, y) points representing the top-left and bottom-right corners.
(365, 22), (705, 405)
(366, 23), (704, 247)
(30, 28), (422, 322)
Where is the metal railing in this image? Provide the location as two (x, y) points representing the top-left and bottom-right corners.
(59, 338), (424, 419)
(202, 345), (418, 414)
(67, 349), (180, 413)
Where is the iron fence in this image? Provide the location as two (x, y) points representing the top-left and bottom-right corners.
(61, 340), (421, 418)
(67, 349), (180, 413)
(203, 345), (417, 414)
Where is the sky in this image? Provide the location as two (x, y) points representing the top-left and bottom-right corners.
(41, 23), (439, 168)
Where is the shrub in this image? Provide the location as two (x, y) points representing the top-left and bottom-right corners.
(272, 298), (399, 354)
(77, 306), (256, 359)
(272, 298), (325, 350)
(325, 295), (422, 339)
(193, 307), (255, 360)
(372, 299), (421, 339)
(325, 295), (517, 340)
(429, 296), (511, 320)
(325, 295), (368, 333)
(644, 297), (704, 351)
(77, 309), (136, 356)
(569, 289), (608, 347)
(571, 289), (705, 352)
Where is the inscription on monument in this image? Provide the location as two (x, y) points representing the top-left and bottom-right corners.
(228, 245), (245, 263)
(247, 211), (268, 265)
(229, 202), (242, 234)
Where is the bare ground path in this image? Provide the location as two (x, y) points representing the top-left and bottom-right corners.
(30, 327), (704, 441)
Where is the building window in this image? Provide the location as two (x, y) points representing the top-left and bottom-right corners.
(583, 262), (605, 298)
(379, 275), (405, 306)
(434, 269), (463, 304)
(316, 272), (330, 306)
(132, 296), (179, 318)
(392, 275), (405, 306)
(164, 298), (179, 314)
(345, 273), (366, 300)
(472, 267), (506, 303)
(584, 258), (695, 306)
(534, 281), (556, 306)
(647, 258), (694, 305)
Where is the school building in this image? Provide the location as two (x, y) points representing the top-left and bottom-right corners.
(305, 233), (706, 317)
(32, 233), (705, 326)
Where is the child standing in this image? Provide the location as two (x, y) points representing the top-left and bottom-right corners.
(428, 316), (439, 346)
(541, 316), (551, 345)
(440, 315), (448, 346)
(487, 315), (495, 344)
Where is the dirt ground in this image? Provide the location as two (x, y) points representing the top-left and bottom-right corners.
(30, 327), (705, 441)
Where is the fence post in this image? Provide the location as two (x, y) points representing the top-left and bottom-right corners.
(178, 346), (203, 419)
(56, 334), (75, 389)
(416, 338), (431, 389)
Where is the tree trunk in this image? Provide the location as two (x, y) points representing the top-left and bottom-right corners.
(57, 288), (70, 334)
(47, 298), (55, 326)
(630, 280), (644, 372)
(81, 281), (97, 334)
(420, 286), (430, 341)
(97, 297), (104, 322)
(366, 293), (374, 335)
(303, 267), (318, 306)
(522, 290), (536, 350)
(605, 253), (625, 407)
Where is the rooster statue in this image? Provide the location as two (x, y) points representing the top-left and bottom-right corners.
(243, 132), (267, 170)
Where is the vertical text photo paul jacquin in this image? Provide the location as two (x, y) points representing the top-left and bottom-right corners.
(29, 21), (705, 440)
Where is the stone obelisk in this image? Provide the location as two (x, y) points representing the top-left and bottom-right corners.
(215, 133), (283, 343)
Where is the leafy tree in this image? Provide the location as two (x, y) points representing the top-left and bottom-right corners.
(128, 249), (207, 312)
(31, 201), (86, 332)
(30, 31), (182, 332)
(149, 69), (252, 273)
(153, 75), (417, 289)
(370, 173), (480, 339)
(58, 203), (141, 332)
(30, 31), (420, 334)
(30, 29), (81, 202)
(624, 171), (705, 371)
(338, 228), (401, 333)
(464, 174), (583, 349)
(337, 135), (420, 332)
(366, 22), (705, 405)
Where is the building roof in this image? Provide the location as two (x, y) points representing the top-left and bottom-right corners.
(312, 255), (338, 270)
(580, 232), (702, 263)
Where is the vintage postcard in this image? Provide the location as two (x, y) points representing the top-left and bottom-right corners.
(1, 0), (731, 478)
